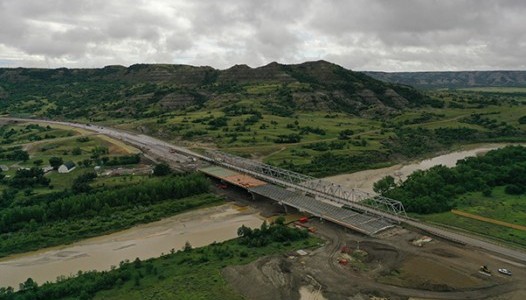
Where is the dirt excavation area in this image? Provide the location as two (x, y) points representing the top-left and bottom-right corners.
(222, 219), (526, 300)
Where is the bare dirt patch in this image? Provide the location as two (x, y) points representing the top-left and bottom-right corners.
(222, 218), (525, 300)
(382, 256), (486, 291)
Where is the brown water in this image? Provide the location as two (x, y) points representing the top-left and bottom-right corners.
(0, 204), (263, 289)
(326, 144), (520, 193)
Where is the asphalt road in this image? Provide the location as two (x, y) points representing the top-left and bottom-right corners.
(4, 117), (526, 264)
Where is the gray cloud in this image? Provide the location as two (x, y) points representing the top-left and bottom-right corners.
(0, 0), (524, 71)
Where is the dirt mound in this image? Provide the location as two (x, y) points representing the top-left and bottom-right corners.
(345, 241), (400, 264)
(222, 256), (300, 300)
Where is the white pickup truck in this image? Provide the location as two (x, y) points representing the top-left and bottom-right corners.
(498, 268), (512, 276)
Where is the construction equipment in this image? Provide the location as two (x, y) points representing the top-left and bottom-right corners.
(479, 265), (492, 276)
(341, 246), (351, 254)
(294, 222), (317, 233)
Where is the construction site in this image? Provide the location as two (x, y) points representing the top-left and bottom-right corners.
(203, 165), (526, 300)
(17, 118), (524, 300)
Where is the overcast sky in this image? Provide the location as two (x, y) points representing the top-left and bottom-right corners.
(0, 0), (525, 71)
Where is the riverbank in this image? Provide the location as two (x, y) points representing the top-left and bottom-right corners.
(0, 203), (264, 290)
(325, 143), (524, 193)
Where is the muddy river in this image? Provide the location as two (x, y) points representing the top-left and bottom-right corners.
(0, 204), (263, 289)
(326, 144), (520, 194)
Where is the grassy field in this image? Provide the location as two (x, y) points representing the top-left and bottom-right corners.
(421, 212), (526, 249)
(458, 87), (526, 93)
(420, 187), (526, 249)
(451, 210), (526, 231)
(0, 121), (145, 198)
(455, 187), (526, 229)
(0, 123), (77, 146)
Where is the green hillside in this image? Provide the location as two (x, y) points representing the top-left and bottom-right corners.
(0, 61), (435, 120)
(1, 63), (526, 177)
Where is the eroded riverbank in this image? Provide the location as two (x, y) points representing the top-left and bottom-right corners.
(0, 203), (264, 289)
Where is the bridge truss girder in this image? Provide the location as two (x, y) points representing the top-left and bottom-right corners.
(207, 150), (407, 220)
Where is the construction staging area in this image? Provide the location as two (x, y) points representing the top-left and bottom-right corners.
(200, 166), (394, 235)
(204, 165), (526, 300)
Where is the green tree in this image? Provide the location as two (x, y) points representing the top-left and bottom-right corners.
(71, 147), (82, 155)
(153, 163), (171, 176)
(183, 241), (193, 252)
(373, 175), (396, 194)
(19, 277), (38, 292)
(49, 156), (63, 170)
(9, 149), (29, 162)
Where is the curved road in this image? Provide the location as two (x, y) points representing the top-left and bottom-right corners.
(4, 117), (526, 264)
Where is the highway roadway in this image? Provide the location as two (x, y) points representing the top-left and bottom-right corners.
(3, 117), (526, 264)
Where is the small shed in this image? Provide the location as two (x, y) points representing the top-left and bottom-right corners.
(0, 165), (9, 172)
(58, 161), (76, 174)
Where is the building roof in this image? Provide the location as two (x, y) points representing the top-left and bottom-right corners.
(62, 161), (76, 169)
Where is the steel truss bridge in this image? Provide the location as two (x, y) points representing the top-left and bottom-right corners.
(207, 150), (406, 223)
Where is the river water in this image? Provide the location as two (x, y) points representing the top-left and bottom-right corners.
(0, 204), (263, 289)
(326, 144), (519, 194)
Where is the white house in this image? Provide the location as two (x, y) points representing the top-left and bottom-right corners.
(58, 161), (76, 173)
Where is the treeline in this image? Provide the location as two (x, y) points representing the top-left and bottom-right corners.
(237, 217), (309, 247)
(380, 146), (526, 214)
(103, 154), (141, 166)
(383, 126), (526, 159)
(281, 151), (389, 177)
(0, 147), (29, 161)
(302, 140), (346, 151)
(8, 167), (50, 189)
(0, 173), (209, 234)
(383, 127), (483, 158)
(1, 221), (311, 300)
(461, 113), (518, 135)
